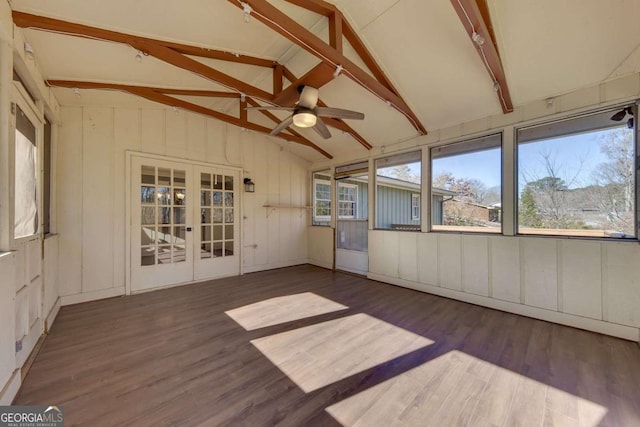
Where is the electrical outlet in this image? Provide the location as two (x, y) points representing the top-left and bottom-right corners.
(15, 340), (22, 352)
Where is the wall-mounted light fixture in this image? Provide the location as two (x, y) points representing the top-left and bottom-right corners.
(243, 178), (255, 193)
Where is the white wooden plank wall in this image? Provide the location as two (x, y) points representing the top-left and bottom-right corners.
(369, 231), (640, 339)
(57, 107), (310, 302)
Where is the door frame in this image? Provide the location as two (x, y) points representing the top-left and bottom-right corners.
(125, 150), (243, 295)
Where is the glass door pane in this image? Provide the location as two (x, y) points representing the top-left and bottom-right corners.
(139, 165), (188, 265)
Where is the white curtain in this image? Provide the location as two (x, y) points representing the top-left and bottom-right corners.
(14, 129), (37, 238)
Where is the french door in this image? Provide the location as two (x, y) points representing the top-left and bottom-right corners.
(130, 156), (240, 293)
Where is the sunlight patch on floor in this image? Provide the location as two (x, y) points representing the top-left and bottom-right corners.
(251, 313), (433, 393)
(325, 350), (608, 426)
(225, 292), (348, 331)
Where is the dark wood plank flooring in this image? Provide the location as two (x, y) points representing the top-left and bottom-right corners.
(15, 265), (640, 426)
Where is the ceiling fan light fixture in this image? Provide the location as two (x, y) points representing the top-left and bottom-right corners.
(293, 111), (317, 128)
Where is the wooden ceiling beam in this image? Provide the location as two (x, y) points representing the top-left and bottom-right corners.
(283, 1), (406, 117)
(130, 39), (273, 101)
(230, 0), (426, 135)
(449, 0), (513, 113)
(328, 13), (343, 52)
(273, 64), (284, 94)
(12, 11), (277, 68)
(273, 62), (335, 106)
(14, 12), (274, 101)
(152, 88), (240, 98)
(47, 80), (332, 159)
(281, 0), (338, 16)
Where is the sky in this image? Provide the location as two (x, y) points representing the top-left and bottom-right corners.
(429, 127), (633, 193)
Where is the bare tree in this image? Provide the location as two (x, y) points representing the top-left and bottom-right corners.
(587, 129), (635, 235)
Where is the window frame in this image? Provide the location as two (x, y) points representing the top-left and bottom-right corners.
(312, 174), (332, 225)
(11, 81), (43, 246)
(514, 103), (639, 240)
(374, 150), (422, 231)
(429, 133), (503, 235)
(337, 182), (358, 219)
(411, 193), (420, 220)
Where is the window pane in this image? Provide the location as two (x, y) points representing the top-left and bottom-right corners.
(141, 186), (156, 204)
(43, 120), (51, 235)
(159, 207), (171, 225)
(157, 187), (171, 205)
(213, 174), (223, 190)
(201, 173), (211, 189)
(224, 175), (234, 191)
(201, 243), (212, 259)
(225, 192), (234, 207)
(157, 226), (171, 244)
(517, 107), (636, 238)
(224, 240), (234, 256)
(313, 172), (331, 226)
(431, 135), (502, 233)
(376, 151), (421, 230)
(202, 225), (211, 242)
(141, 207), (155, 225)
(141, 246), (156, 266)
(201, 190), (211, 206)
(158, 168), (171, 186)
(173, 188), (186, 205)
(225, 225), (233, 240)
(157, 245), (171, 264)
(225, 208), (234, 223)
(214, 225), (223, 241)
(141, 165), (155, 185)
(212, 191), (223, 206)
(14, 106), (38, 239)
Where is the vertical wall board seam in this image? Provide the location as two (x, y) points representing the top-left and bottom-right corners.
(556, 240), (563, 313)
(519, 239), (525, 304)
(601, 243), (608, 322)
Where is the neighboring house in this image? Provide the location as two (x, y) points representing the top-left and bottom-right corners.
(313, 174), (454, 229)
(442, 199), (502, 226)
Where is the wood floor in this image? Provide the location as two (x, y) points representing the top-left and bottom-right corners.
(15, 265), (640, 426)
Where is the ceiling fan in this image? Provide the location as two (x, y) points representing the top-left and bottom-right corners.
(246, 86), (364, 139)
(610, 106), (634, 129)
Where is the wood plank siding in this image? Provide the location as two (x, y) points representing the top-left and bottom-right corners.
(15, 265), (640, 426)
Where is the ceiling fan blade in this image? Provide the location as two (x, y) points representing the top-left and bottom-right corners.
(270, 115), (294, 136)
(298, 86), (319, 109)
(245, 106), (295, 111)
(611, 109), (627, 121)
(315, 107), (365, 120)
(312, 118), (332, 139)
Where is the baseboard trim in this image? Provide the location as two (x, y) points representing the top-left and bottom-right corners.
(308, 259), (333, 270)
(61, 287), (125, 306)
(242, 259), (309, 274)
(0, 370), (21, 405)
(44, 297), (61, 333)
(368, 272), (640, 342)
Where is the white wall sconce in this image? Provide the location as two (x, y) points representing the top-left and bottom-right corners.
(243, 178), (255, 193)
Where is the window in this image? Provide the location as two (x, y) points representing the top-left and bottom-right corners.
(43, 119), (51, 235)
(376, 151), (421, 230)
(338, 183), (357, 218)
(313, 172), (331, 225)
(411, 194), (420, 220)
(14, 105), (38, 239)
(431, 134), (502, 233)
(517, 105), (637, 239)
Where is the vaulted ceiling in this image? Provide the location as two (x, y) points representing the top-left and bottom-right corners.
(11, 0), (640, 162)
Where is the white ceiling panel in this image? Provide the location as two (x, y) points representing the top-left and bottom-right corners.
(490, 0), (640, 104)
